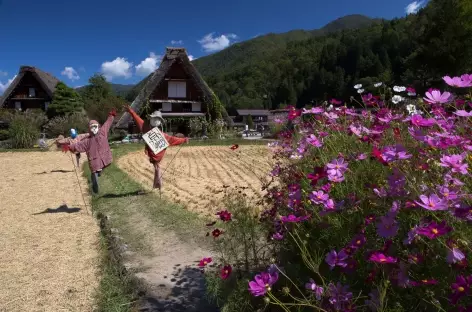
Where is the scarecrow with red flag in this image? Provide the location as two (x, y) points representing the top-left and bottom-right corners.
(61, 109), (117, 193)
(124, 105), (188, 190)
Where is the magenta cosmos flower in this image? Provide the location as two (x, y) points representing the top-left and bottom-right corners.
(369, 252), (397, 264)
(451, 275), (472, 304)
(220, 265), (232, 279)
(416, 221), (452, 239)
(423, 89), (452, 104)
(199, 257), (212, 267)
(248, 270), (279, 296)
(414, 194), (448, 211)
(305, 278), (324, 300)
(309, 190), (329, 205)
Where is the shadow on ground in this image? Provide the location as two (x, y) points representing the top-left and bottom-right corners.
(136, 262), (219, 312)
(32, 204), (81, 215)
(34, 169), (75, 174)
(101, 190), (149, 199)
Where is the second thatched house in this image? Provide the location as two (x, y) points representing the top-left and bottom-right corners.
(115, 47), (230, 135)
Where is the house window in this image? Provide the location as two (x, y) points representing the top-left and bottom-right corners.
(191, 102), (201, 112)
(29, 88), (36, 97)
(15, 102), (21, 110)
(162, 102), (172, 112)
(45, 102), (50, 110)
(168, 81), (186, 98)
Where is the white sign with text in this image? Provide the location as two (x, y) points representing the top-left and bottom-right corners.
(142, 127), (169, 155)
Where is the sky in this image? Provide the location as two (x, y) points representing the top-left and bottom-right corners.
(0, 0), (428, 93)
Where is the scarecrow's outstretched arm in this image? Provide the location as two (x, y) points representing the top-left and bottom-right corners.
(164, 133), (187, 146)
(101, 109), (116, 135)
(70, 139), (90, 153)
(125, 106), (144, 132)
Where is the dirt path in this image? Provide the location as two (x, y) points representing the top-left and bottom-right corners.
(115, 145), (272, 312)
(0, 151), (99, 312)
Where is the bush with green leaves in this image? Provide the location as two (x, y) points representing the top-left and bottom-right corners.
(44, 112), (90, 138)
(8, 110), (46, 148)
(47, 82), (85, 118)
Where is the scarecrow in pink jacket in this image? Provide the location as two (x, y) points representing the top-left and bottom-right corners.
(62, 109), (117, 193)
(56, 129), (89, 166)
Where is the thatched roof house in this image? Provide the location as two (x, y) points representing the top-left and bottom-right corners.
(115, 47), (230, 131)
(0, 66), (60, 111)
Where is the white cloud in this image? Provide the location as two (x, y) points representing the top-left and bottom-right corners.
(61, 66), (80, 81)
(198, 33), (238, 52)
(135, 52), (161, 76)
(0, 70), (7, 77)
(101, 57), (133, 81)
(171, 40), (183, 45)
(188, 55), (195, 61)
(0, 75), (17, 95)
(405, 1), (425, 14)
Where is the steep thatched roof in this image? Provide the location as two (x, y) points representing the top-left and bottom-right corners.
(0, 66), (60, 107)
(115, 47), (230, 128)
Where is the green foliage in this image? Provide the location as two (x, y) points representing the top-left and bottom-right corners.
(44, 112), (90, 137)
(188, 2), (471, 110)
(47, 82), (84, 118)
(204, 192), (269, 312)
(81, 74), (127, 123)
(7, 110), (46, 148)
(246, 115), (254, 129)
(0, 129), (9, 141)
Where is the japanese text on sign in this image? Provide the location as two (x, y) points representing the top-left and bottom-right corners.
(142, 127), (169, 155)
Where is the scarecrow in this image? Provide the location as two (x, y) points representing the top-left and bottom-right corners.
(56, 129), (90, 167)
(124, 105), (188, 190)
(62, 109), (117, 193)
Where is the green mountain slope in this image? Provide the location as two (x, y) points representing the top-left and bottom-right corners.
(76, 83), (134, 98)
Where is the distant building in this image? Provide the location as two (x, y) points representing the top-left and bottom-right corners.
(116, 47), (230, 135)
(0, 66), (60, 112)
(230, 109), (270, 130)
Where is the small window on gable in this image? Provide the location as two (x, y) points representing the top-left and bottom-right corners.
(191, 102), (201, 112)
(162, 102), (172, 111)
(168, 81), (186, 98)
(15, 102), (21, 110)
(45, 102), (50, 111)
(29, 88), (36, 97)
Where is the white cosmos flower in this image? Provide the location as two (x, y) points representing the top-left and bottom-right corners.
(393, 86), (406, 92)
(354, 84), (363, 89)
(327, 104), (334, 111)
(374, 82), (383, 87)
(357, 89), (365, 94)
(392, 95), (403, 104)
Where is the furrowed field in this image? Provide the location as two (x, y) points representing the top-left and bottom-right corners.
(119, 145), (274, 217)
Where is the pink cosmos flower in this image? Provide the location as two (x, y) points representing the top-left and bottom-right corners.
(199, 257), (212, 267)
(414, 194), (448, 211)
(302, 107), (324, 114)
(306, 134), (323, 147)
(440, 154), (469, 175)
(369, 252), (397, 264)
(309, 190), (329, 205)
(454, 110), (472, 117)
(443, 75), (472, 88)
(411, 114), (436, 127)
(423, 89), (452, 104)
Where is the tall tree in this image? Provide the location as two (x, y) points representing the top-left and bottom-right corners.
(47, 82), (84, 118)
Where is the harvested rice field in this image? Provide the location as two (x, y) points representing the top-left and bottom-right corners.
(118, 145), (274, 217)
(0, 151), (99, 312)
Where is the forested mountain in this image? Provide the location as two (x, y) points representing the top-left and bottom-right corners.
(127, 0), (471, 110)
(76, 83), (134, 98)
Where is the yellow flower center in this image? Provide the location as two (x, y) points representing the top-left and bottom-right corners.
(422, 279), (428, 283)
(432, 228), (439, 234)
(458, 286), (465, 292)
(444, 193), (449, 197)
(356, 240), (361, 245)
(380, 258), (387, 262)
(204, 261), (207, 265)
(429, 202), (435, 207)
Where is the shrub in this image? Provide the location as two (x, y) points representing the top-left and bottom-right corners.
(203, 78), (472, 312)
(8, 112), (44, 148)
(0, 129), (9, 141)
(44, 112), (89, 138)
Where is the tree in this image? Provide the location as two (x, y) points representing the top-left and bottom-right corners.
(247, 114), (254, 130)
(47, 82), (84, 118)
(82, 73), (127, 123)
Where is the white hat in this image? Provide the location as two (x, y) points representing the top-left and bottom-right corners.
(149, 110), (164, 119)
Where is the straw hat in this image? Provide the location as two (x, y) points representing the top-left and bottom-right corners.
(149, 110), (165, 122)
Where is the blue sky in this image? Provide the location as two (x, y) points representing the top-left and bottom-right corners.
(0, 0), (427, 93)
